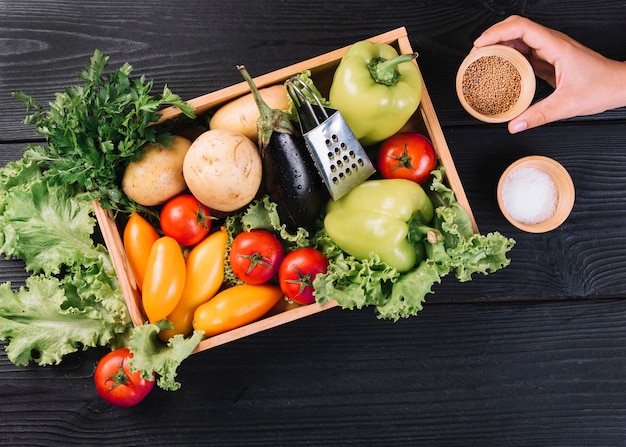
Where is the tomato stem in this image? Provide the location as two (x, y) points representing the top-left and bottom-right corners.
(107, 359), (133, 391)
(241, 252), (274, 275)
(195, 206), (215, 231)
(284, 265), (313, 296)
(390, 143), (414, 172)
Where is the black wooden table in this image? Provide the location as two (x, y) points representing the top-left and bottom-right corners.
(2, 1), (626, 446)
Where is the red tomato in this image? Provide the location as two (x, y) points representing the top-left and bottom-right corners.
(230, 230), (285, 284)
(278, 247), (329, 305)
(160, 194), (213, 246)
(94, 348), (154, 408)
(377, 132), (437, 184)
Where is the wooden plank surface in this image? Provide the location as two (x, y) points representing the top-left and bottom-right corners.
(2, 1), (626, 445)
(3, 299), (626, 446)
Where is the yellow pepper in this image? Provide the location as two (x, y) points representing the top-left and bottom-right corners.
(159, 227), (228, 341)
(123, 212), (160, 291)
(142, 236), (186, 323)
(193, 284), (283, 337)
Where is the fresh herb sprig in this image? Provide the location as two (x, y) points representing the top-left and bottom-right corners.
(12, 49), (195, 214)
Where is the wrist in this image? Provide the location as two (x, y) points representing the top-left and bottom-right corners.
(617, 61), (626, 109)
(592, 58), (626, 114)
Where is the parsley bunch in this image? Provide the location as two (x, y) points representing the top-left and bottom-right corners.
(13, 49), (195, 214)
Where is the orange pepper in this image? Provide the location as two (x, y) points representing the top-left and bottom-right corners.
(123, 212), (160, 291)
(159, 227), (228, 341)
(192, 284), (283, 337)
(142, 236), (186, 323)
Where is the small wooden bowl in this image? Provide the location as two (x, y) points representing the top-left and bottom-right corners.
(497, 156), (575, 233)
(456, 45), (536, 123)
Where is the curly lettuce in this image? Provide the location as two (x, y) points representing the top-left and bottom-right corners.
(128, 320), (204, 391)
(0, 156), (129, 365)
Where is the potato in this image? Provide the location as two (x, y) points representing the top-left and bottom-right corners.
(122, 135), (192, 206)
(209, 84), (289, 143)
(183, 129), (262, 212)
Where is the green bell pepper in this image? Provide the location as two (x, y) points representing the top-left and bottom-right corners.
(324, 179), (434, 272)
(329, 40), (423, 147)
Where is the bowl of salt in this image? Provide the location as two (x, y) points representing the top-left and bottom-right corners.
(497, 155), (575, 233)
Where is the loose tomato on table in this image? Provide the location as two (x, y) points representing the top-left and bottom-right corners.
(278, 247), (329, 305)
(94, 348), (154, 408)
(230, 229), (285, 285)
(160, 194), (213, 247)
(377, 132), (437, 184)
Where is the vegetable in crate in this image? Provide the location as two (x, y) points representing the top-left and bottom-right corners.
(237, 65), (328, 232)
(324, 178), (434, 272)
(123, 212), (160, 291)
(230, 229), (285, 285)
(122, 135), (192, 207)
(278, 247), (329, 305)
(329, 41), (422, 147)
(160, 194), (213, 247)
(142, 236), (186, 323)
(193, 283), (283, 337)
(377, 132), (437, 184)
(183, 128), (263, 212)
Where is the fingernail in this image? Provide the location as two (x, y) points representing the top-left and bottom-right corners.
(510, 120), (527, 134)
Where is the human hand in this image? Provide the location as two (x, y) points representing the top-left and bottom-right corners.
(473, 15), (626, 133)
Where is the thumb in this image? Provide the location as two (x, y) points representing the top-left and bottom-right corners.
(508, 94), (567, 134)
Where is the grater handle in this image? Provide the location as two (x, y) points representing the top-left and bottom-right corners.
(285, 77), (331, 132)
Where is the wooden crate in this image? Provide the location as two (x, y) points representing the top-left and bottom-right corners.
(94, 27), (477, 354)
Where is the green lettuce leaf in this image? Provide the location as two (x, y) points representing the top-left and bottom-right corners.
(128, 320), (204, 391)
(0, 156), (128, 366)
(0, 272), (127, 366)
(0, 157), (43, 215)
(379, 260), (443, 320)
(429, 167), (515, 282)
(0, 178), (110, 275)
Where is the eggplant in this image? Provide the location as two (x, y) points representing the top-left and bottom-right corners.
(238, 65), (328, 231)
(262, 131), (327, 230)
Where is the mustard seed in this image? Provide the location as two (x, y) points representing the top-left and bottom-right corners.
(462, 55), (521, 115)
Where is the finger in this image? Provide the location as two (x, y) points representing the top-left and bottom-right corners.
(473, 16), (552, 51)
(508, 93), (572, 133)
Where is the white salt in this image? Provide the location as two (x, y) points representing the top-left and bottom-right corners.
(502, 166), (557, 224)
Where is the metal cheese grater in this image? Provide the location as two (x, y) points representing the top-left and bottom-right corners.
(285, 77), (375, 201)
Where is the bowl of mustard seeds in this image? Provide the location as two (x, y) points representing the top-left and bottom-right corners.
(456, 45), (536, 123)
